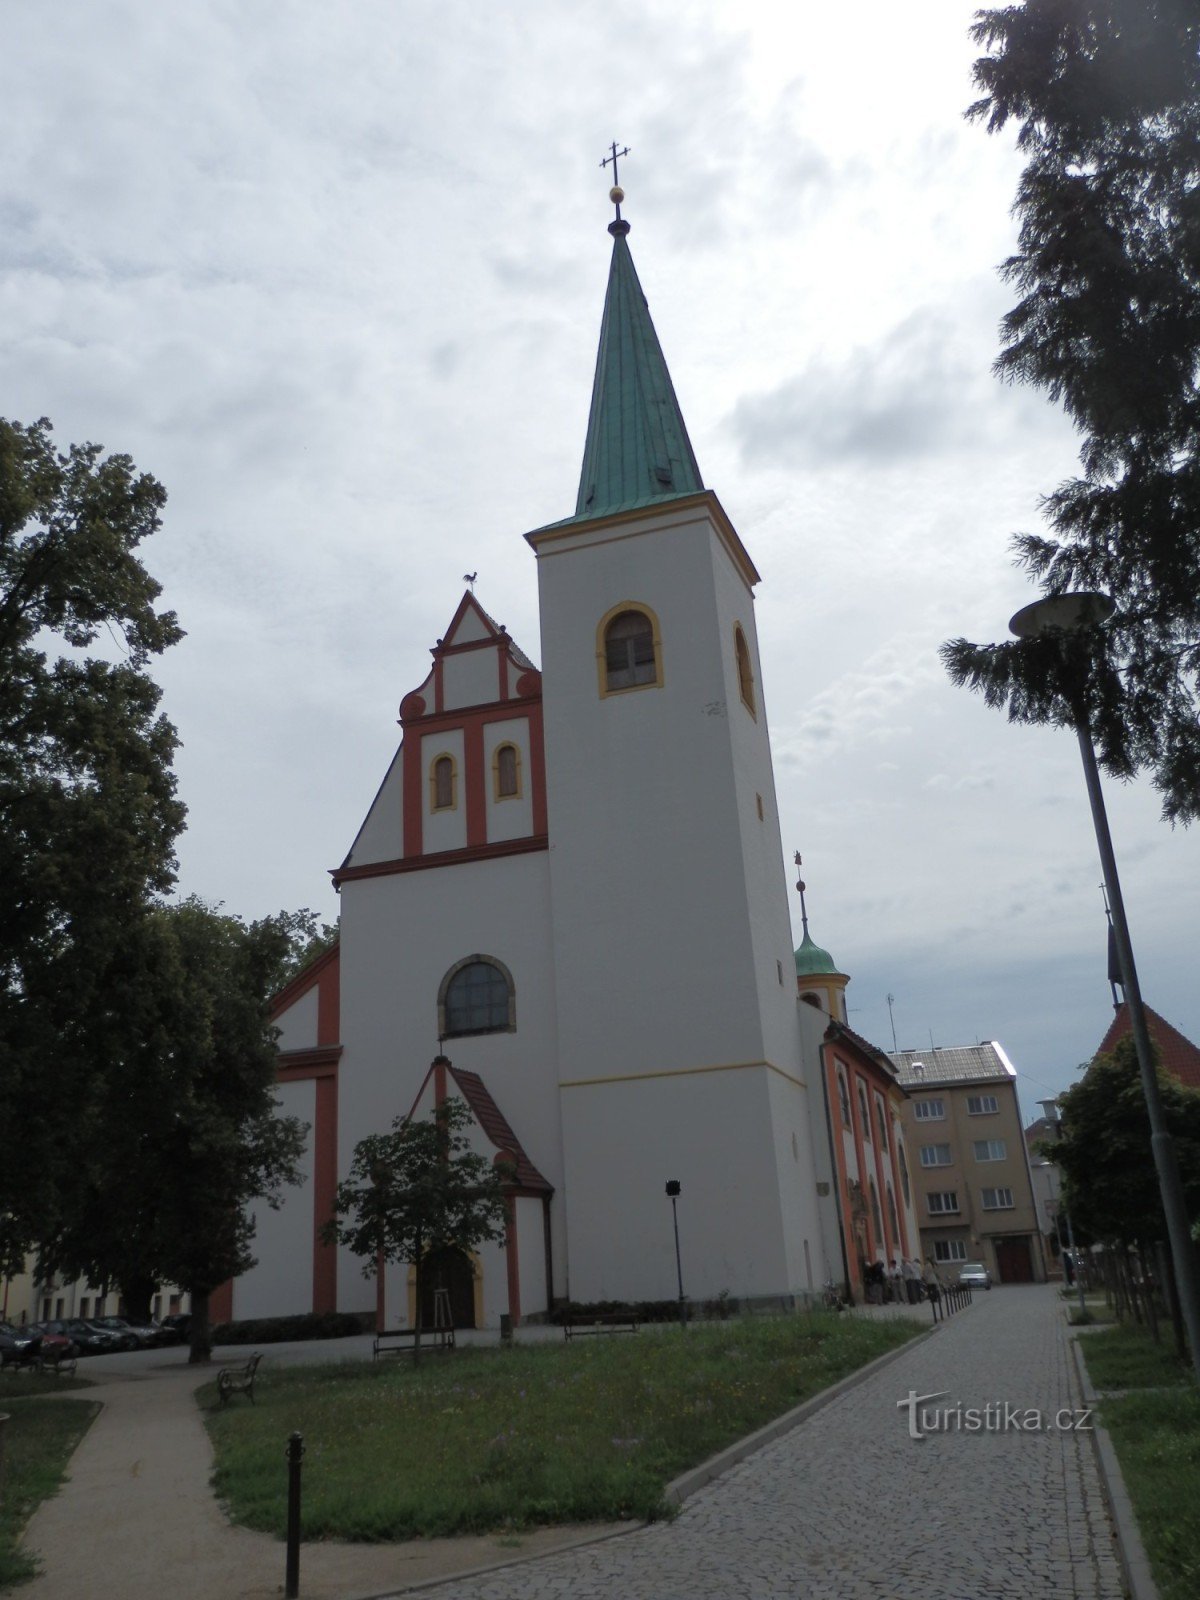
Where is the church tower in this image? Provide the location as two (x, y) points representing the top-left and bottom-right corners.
(530, 191), (829, 1305)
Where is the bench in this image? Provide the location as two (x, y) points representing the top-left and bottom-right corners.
(40, 1346), (78, 1378)
(372, 1327), (455, 1359)
(217, 1351), (263, 1404)
(562, 1314), (640, 1340)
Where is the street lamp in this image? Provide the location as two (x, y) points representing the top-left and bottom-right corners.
(1037, 1098), (1086, 1321)
(1010, 592), (1200, 1378)
(665, 1180), (686, 1328)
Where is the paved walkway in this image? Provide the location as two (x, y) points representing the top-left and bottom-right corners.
(14, 1288), (1125, 1600)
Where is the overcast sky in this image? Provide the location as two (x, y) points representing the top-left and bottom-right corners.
(6, 1), (1198, 1116)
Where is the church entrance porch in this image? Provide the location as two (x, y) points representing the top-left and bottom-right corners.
(418, 1247), (477, 1329)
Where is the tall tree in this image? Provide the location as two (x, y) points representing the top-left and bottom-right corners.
(38, 899), (310, 1362)
(326, 1093), (512, 1362)
(0, 417), (184, 1274)
(942, 2), (1200, 822)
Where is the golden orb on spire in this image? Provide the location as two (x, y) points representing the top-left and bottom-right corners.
(609, 185), (624, 205)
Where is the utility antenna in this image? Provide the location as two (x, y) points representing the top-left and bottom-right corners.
(886, 993), (898, 1054)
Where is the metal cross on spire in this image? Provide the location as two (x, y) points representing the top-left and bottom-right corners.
(601, 141), (630, 225)
(793, 852), (810, 936)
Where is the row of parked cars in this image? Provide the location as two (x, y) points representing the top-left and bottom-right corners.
(0, 1313), (191, 1366)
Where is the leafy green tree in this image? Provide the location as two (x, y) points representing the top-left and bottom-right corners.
(1052, 1037), (1200, 1249)
(326, 1091), (512, 1361)
(39, 899), (309, 1363)
(942, 2), (1200, 821)
(0, 417), (184, 1275)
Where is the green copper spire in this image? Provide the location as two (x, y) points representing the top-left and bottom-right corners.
(575, 216), (704, 520)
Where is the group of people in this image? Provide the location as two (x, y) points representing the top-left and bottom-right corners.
(861, 1256), (942, 1305)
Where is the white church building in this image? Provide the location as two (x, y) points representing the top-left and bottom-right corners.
(219, 199), (854, 1331)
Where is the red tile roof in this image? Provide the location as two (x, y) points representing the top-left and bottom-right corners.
(1094, 1003), (1200, 1091)
(448, 1066), (553, 1195)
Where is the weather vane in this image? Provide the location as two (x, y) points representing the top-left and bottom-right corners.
(601, 141), (630, 226)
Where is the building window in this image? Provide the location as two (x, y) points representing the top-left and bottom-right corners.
(934, 1240), (968, 1263)
(920, 1144), (952, 1167)
(755, 792), (764, 820)
(981, 1187), (1015, 1210)
(837, 1071), (851, 1129)
(886, 1183), (899, 1241)
(874, 1094), (889, 1152)
(734, 625), (756, 716)
(973, 1139), (1007, 1162)
(438, 956), (516, 1038)
(967, 1094), (999, 1115)
(493, 742), (521, 800)
(928, 1191), (960, 1214)
(913, 1098), (945, 1121)
(898, 1142), (911, 1207)
(599, 604), (662, 694)
(869, 1177), (883, 1241)
(857, 1083), (872, 1140)
(430, 753), (457, 812)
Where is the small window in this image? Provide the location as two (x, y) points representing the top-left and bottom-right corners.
(874, 1094), (889, 1152)
(493, 742), (521, 800)
(837, 1071), (851, 1129)
(973, 1139), (1007, 1162)
(602, 607), (659, 692)
(756, 792), (764, 820)
(920, 1143), (952, 1167)
(934, 1240), (968, 1263)
(981, 1187), (1015, 1210)
(928, 1191), (960, 1214)
(430, 754), (457, 812)
(439, 956), (515, 1038)
(734, 625), (756, 716)
(967, 1094), (999, 1115)
(913, 1098), (945, 1121)
(857, 1084), (871, 1140)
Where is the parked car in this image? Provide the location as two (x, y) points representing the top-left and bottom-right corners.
(27, 1324), (80, 1362)
(85, 1318), (141, 1351)
(36, 1318), (120, 1356)
(0, 1320), (42, 1368)
(159, 1312), (191, 1342)
(957, 1262), (993, 1290)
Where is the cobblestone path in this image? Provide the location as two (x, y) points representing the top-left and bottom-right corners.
(408, 1286), (1125, 1600)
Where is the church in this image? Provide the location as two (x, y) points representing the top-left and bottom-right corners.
(215, 189), (907, 1330)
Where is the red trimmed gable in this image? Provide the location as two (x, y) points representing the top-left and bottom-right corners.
(270, 939), (340, 1047)
(1095, 1003), (1200, 1091)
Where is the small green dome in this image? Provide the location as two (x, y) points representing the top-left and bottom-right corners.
(794, 931), (838, 977)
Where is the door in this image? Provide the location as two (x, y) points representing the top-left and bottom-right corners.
(993, 1236), (1034, 1283)
(419, 1246), (476, 1328)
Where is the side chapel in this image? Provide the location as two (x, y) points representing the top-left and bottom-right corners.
(215, 188), (909, 1328)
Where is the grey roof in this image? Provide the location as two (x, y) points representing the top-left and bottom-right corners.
(889, 1042), (1015, 1088)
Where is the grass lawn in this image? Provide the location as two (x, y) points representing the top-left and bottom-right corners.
(203, 1313), (920, 1541)
(1078, 1322), (1190, 1391)
(0, 1392), (99, 1589)
(1099, 1386), (1200, 1600)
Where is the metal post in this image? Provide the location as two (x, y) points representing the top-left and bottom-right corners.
(285, 1431), (305, 1599)
(665, 1180), (685, 1328)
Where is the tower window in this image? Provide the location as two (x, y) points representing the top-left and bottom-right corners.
(430, 754), (457, 812)
(598, 604), (662, 694)
(734, 625), (756, 716)
(438, 956), (516, 1038)
(493, 742), (521, 800)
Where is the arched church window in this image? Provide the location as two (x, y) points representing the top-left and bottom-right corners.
(886, 1182), (899, 1244)
(836, 1071), (851, 1129)
(857, 1083), (871, 1139)
(493, 742), (521, 800)
(734, 625), (756, 716)
(868, 1177), (883, 1243)
(430, 754), (457, 812)
(898, 1142), (911, 1208)
(598, 604), (662, 694)
(438, 956), (515, 1038)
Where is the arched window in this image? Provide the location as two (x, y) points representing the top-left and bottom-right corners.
(598, 604), (662, 694)
(898, 1142), (911, 1208)
(836, 1071), (851, 1129)
(886, 1183), (899, 1244)
(438, 956), (515, 1038)
(493, 742), (521, 800)
(874, 1094), (889, 1152)
(430, 754), (457, 812)
(868, 1177), (883, 1242)
(857, 1083), (871, 1138)
(734, 625), (756, 716)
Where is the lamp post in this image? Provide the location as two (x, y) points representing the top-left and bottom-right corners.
(1010, 592), (1200, 1378)
(665, 1180), (686, 1328)
(1037, 1099), (1087, 1321)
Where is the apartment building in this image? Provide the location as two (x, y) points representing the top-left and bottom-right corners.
(891, 1042), (1045, 1284)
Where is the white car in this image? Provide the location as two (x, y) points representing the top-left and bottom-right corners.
(958, 1262), (992, 1290)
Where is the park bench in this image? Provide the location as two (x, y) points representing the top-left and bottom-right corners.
(372, 1326), (455, 1359)
(40, 1345), (78, 1378)
(562, 1313), (640, 1340)
(217, 1351), (263, 1404)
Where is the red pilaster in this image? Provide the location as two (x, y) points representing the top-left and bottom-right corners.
(312, 1074), (338, 1313)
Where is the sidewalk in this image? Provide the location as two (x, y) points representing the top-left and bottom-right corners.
(16, 1289), (1123, 1600)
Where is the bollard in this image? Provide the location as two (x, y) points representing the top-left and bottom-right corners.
(285, 1431), (305, 1599)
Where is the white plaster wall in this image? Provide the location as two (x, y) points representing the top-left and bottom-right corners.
(559, 1066), (792, 1304)
(442, 648), (499, 710)
(448, 606), (491, 645)
(235, 1078), (316, 1320)
(516, 1196), (547, 1319)
(347, 748), (404, 867)
(422, 728), (467, 854)
(336, 850), (563, 1316)
(484, 716), (533, 843)
(275, 986), (319, 1052)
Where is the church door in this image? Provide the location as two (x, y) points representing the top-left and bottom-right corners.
(419, 1246), (476, 1328)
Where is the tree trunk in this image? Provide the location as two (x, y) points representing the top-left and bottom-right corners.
(189, 1290), (213, 1364)
(121, 1275), (157, 1323)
